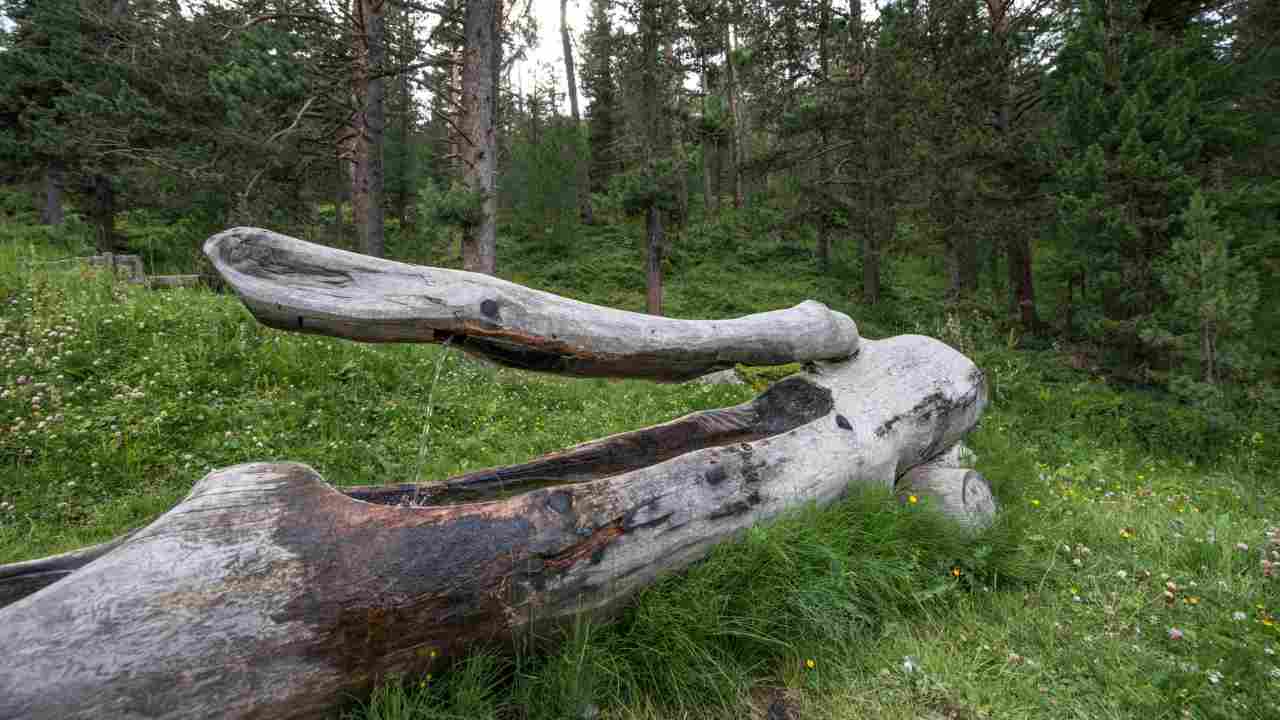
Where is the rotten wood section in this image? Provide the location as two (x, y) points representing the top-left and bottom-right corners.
(203, 227), (859, 382)
(0, 334), (992, 720)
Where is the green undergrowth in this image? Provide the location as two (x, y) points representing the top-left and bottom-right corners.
(0, 213), (1277, 719)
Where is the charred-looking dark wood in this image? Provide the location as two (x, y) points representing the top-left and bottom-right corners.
(203, 227), (860, 382)
(346, 376), (833, 506)
(0, 334), (992, 720)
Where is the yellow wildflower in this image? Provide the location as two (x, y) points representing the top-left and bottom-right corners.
(908, 495), (919, 504)
(806, 659), (816, 669)
(952, 567), (963, 578)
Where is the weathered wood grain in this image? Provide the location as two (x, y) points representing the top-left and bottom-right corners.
(0, 334), (991, 720)
(203, 227), (860, 381)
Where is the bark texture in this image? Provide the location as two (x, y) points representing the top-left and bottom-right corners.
(460, 0), (499, 274)
(203, 228), (859, 381)
(561, 0), (593, 224)
(41, 160), (64, 226)
(0, 333), (991, 720)
(363, 0), (387, 258)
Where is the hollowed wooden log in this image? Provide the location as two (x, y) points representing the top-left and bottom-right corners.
(0, 334), (992, 720)
(0, 230), (994, 719)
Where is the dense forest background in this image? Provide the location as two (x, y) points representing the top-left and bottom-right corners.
(2, 0), (1279, 423)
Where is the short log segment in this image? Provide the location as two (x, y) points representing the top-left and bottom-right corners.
(203, 227), (859, 382)
(0, 335), (989, 720)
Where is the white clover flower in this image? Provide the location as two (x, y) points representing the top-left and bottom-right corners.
(1207, 670), (1222, 685)
(1234, 612), (1248, 622)
(901, 656), (920, 674)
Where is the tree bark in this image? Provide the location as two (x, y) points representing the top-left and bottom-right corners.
(1006, 234), (1037, 331)
(204, 228), (858, 381)
(640, 0), (665, 315)
(700, 56), (718, 217)
(363, 0), (387, 258)
(348, 0), (371, 250)
(0, 328), (991, 719)
(460, 0), (498, 274)
(815, 0), (832, 273)
(91, 174), (117, 253)
(562, 0), (593, 224)
(646, 204), (664, 315)
(41, 160), (65, 226)
(724, 10), (743, 209)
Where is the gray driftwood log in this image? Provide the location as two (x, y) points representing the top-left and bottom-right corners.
(203, 227), (860, 381)
(0, 230), (996, 720)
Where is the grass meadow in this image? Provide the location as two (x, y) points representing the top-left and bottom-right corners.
(0, 205), (1277, 719)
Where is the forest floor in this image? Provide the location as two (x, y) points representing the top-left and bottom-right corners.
(0, 201), (1277, 719)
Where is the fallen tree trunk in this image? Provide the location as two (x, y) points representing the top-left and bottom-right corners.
(203, 227), (860, 382)
(0, 229), (996, 720)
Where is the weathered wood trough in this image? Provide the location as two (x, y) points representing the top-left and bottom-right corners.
(0, 228), (996, 720)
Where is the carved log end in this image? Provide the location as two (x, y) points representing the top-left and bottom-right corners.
(897, 465), (997, 529)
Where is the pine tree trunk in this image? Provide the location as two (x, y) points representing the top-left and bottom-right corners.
(333, 153), (348, 238)
(725, 16), (743, 210)
(816, 0), (832, 273)
(349, 2), (370, 250)
(363, 0), (387, 258)
(646, 205), (664, 315)
(41, 160), (64, 226)
(1007, 236), (1037, 331)
(91, 174), (116, 253)
(700, 59), (717, 217)
(460, 0), (499, 275)
(640, 0), (665, 315)
(396, 67), (413, 229)
(562, 0), (593, 225)
(817, 129), (831, 273)
(1201, 322), (1216, 385)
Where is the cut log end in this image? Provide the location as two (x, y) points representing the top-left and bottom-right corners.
(897, 463), (997, 529)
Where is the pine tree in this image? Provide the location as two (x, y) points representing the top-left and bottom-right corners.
(1159, 190), (1260, 385)
(1048, 0), (1233, 362)
(582, 0), (620, 193)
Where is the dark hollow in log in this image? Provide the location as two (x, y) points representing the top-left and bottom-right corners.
(0, 334), (992, 720)
(203, 227), (860, 382)
(347, 375), (834, 506)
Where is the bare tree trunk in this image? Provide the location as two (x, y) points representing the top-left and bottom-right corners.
(641, 0), (665, 315)
(1007, 235), (1037, 331)
(1201, 322), (1216, 385)
(396, 69), (413, 229)
(348, 0), (371, 249)
(816, 0), (832, 273)
(363, 0), (387, 258)
(700, 57), (717, 217)
(646, 205), (664, 315)
(460, 0), (499, 274)
(91, 174), (117, 253)
(562, 0), (593, 224)
(724, 13), (743, 210)
(41, 160), (65, 226)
